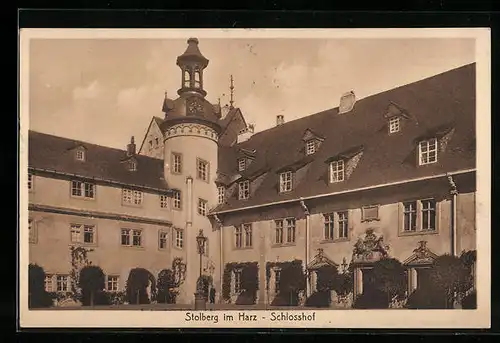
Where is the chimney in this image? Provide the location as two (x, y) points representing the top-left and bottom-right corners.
(338, 91), (356, 114)
(127, 136), (136, 156)
(276, 115), (285, 126)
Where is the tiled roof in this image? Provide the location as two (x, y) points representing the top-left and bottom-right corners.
(213, 63), (476, 213)
(28, 131), (169, 191)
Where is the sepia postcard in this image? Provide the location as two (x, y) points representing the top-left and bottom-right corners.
(18, 28), (491, 329)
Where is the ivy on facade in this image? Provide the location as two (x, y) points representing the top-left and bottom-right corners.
(265, 259), (305, 292)
(69, 246), (94, 302)
(222, 262), (259, 302)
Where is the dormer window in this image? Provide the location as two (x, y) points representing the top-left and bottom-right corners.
(329, 160), (345, 183)
(238, 180), (250, 200)
(279, 171), (293, 192)
(389, 117), (400, 133)
(306, 140), (316, 155)
(75, 149), (85, 161)
(419, 138), (438, 165)
(129, 160), (137, 171)
(238, 158), (246, 172)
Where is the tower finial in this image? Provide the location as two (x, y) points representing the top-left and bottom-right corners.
(229, 74), (235, 109)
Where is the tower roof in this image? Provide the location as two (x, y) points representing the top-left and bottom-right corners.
(176, 37), (209, 67)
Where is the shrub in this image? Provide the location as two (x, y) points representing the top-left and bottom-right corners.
(235, 290), (257, 305)
(78, 265), (105, 306)
(461, 291), (477, 309)
(405, 286), (447, 309)
(125, 268), (156, 304)
(371, 258), (406, 304)
(222, 262), (259, 303)
(430, 255), (470, 308)
(316, 266), (339, 291)
(156, 269), (178, 304)
(196, 275), (213, 299)
(305, 290), (331, 308)
(267, 260), (305, 306)
(28, 264), (53, 308)
(352, 288), (389, 309)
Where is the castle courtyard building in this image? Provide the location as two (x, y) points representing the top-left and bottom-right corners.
(27, 38), (476, 306)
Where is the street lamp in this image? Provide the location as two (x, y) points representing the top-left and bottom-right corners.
(194, 229), (207, 310)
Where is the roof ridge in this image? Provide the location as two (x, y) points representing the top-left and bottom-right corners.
(234, 62), (476, 146)
(28, 130), (164, 162)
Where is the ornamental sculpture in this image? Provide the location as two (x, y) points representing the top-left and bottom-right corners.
(352, 228), (389, 263)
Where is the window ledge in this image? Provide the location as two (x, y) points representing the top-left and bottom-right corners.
(272, 242), (297, 248)
(234, 246), (253, 251)
(320, 238), (350, 244)
(399, 230), (438, 237)
(69, 243), (98, 248)
(361, 218), (380, 223)
(71, 196), (96, 202)
(120, 245), (145, 250)
(121, 203), (144, 208)
(173, 245), (184, 251)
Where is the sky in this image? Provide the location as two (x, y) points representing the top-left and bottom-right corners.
(28, 37), (475, 150)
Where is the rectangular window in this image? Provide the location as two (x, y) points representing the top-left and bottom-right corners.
(243, 223), (253, 247)
(173, 190), (182, 209)
(120, 228), (142, 247)
(132, 230), (142, 246)
(107, 276), (119, 292)
(56, 275), (69, 292)
(121, 229), (130, 246)
(274, 269), (281, 294)
(217, 186), (225, 205)
(329, 160), (345, 183)
(172, 153), (182, 174)
(70, 224), (96, 244)
(306, 140), (316, 155)
(160, 195), (169, 209)
(75, 149), (85, 161)
(197, 158), (209, 182)
(198, 198), (208, 216)
(235, 226), (243, 248)
(403, 201), (417, 232)
(44, 275), (53, 292)
(159, 231), (168, 249)
(389, 117), (400, 133)
(28, 173), (33, 190)
(175, 229), (184, 248)
(338, 211), (348, 239)
(238, 180), (250, 200)
(71, 180), (95, 199)
(279, 171), (293, 193)
(286, 218), (296, 243)
(234, 269), (242, 294)
(149, 140), (153, 150)
(122, 188), (143, 206)
(419, 138), (438, 165)
(238, 158), (246, 172)
(275, 220), (284, 244)
(362, 205), (379, 221)
(421, 199), (436, 231)
(324, 213), (335, 240)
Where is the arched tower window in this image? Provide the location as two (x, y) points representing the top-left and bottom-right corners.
(194, 68), (201, 89)
(183, 69), (191, 88)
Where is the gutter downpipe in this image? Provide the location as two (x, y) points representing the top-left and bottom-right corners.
(300, 198), (311, 298)
(447, 174), (458, 257)
(213, 214), (224, 304)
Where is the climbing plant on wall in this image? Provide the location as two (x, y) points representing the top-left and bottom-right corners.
(69, 246), (94, 302)
(266, 259), (305, 306)
(222, 262), (259, 303)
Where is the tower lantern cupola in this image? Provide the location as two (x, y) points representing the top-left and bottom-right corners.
(176, 37), (209, 97)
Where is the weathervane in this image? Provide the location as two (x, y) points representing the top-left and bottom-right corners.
(229, 74), (235, 109)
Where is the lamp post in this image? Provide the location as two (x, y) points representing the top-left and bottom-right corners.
(194, 229), (207, 310)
